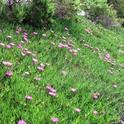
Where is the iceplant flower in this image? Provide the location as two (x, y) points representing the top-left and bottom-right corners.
(71, 49), (78, 56)
(92, 92), (100, 100)
(34, 77), (42, 81)
(16, 30), (19, 35)
(2, 61), (12, 67)
(46, 85), (56, 93)
(46, 85), (57, 97)
(0, 42), (5, 47)
(6, 44), (12, 49)
(93, 110), (98, 115)
(75, 108), (81, 113)
(40, 63), (45, 68)
(42, 34), (47, 37)
(25, 96), (32, 100)
(70, 88), (77, 93)
(23, 37), (28, 42)
(24, 72), (30, 76)
(77, 10), (85, 16)
(32, 32), (38, 35)
(112, 84), (117, 88)
(65, 27), (68, 31)
(58, 43), (65, 48)
(21, 52), (26, 56)
(51, 117), (59, 123)
(18, 120), (26, 124)
(23, 50), (32, 56)
(5, 71), (13, 77)
(32, 58), (38, 64)
(49, 92), (57, 97)
(9, 43), (15, 46)
(23, 32), (28, 36)
(7, 35), (12, 39)
(37, 66), (44, 72)
(17, 44), (22, 49)
(104, 53), (110, 61)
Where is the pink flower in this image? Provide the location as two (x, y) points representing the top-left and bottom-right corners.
(46, 85), (56, 93)
(32, 58), (38, 64)
(23, 37), (28, 42)
(34, 77), (42, 81)
(58, 43), (65, 48)
(37, 66), (44, 72)
(6, 44), (12, 49)
(2, 61), (12, 67)
(112, 84), (117, 88)
(49, 92), (57, 97)
(92, 92), (100, 100)
(23, 49), (32, 56)
(31, 53), (36, 57)
(46, 85), (57, 97)
(93, 110), (98, 115)
(94, 47), (99, 51)
(85, 28), (93, 34)
(21, 52), (26, 56)
(25, 96), (32, 100)
(104, 53), (110, 61)
(0, 42), (5, 47)
(72, 49), (78, 56)
(40, 63), (45, 68)
(23, 32), (28, 36)
(51, 117), (59, 123)
(5, 71), (13, 77)
(18, 120), (26, 124)
(26, 51), (32, 55)
(21, 41), (25, 44)
(7, 35), (12, 39)
(84, 43), (89, 47)
(75, 108), (81, 113)
(9, 43), (15, 46)
(24, 72), (30, 76)
(17, 44), (22, 49)
(77, 48), (80, 51)
(70, 88), (77, 92)
(16, 30), (19, 35)
(68, 49), (73, 53)
(32, 32), (38, 35)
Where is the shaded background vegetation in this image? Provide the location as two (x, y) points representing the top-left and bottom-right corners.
(0, 0), (124, 27)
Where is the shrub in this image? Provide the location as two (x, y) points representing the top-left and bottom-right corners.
(0, 0), (7, 18)
(25, 0), (55, 27)
(0, 0), (55, 26)
(82, 0), (117, 27)
(1, 0), (81, 26)
(108, 0), (124, 18)
(12, 1), (31, 23)
(55, 0), (81, 19)
(0, 0), (31, 23)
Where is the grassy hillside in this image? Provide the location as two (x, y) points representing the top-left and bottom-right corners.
(0, 18), (124, 124)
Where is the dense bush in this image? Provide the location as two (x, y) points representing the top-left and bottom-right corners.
(108, 0), (124, 18)
(12, 1), (31, 23)
(0, 0), (31, 23)
(0, 0), (7, 17)
(25, 0), (55, 26)
(55, 0), (81, 19)
(82, 0), (117, 26)
(1, 0), (118, 27)
(0, 0), (83, 26)
(0, 0), (55, 26)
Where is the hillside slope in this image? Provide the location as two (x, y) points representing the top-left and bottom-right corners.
(0, 18), (124, 124)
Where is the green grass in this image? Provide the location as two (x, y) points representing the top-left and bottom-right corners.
(0, 18), (124, 124)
